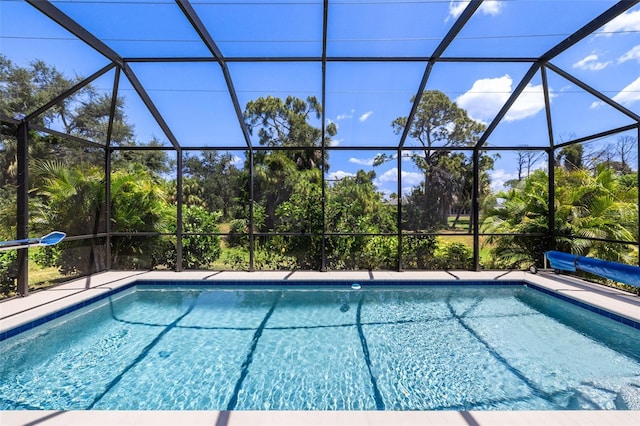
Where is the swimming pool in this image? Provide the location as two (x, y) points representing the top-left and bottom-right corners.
(1, 281), (639, 411)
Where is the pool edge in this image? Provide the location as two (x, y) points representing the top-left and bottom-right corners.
(2, 409), (640, 426)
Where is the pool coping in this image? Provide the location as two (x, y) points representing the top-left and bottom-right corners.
(2, 409), (640, 426)
(2, 270), (640, 425)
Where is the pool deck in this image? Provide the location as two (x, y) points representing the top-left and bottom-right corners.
(2, 270), (640, 426)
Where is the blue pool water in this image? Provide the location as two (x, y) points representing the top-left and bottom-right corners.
(1, 283), (640, 411)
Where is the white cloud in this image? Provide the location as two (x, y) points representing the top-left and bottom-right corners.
(599, 9), (640, 36)
(573, 54), (611, 71)
(480, 1), (503, 16)
(506, 83), (548, 122)
(232, 155), (243, 167)
(375, 168), (423, 187)
(402, 170), (423, 186)
(448, 1), (503, 20)
(377, 168), (399, 184)
(489, 160), (547, 192)
(592, 75), (640, 110)
(336, 109), (354, 120)
(359, 111), (373, 122)
(489, 169), (516, 192)
(456, 75), (511, 124)
(448, 0), (467, 19)
(349, 156), (376, 166)
(618, 45), (640, 63)
(327, 170), (355, 181)
(455, 74), (548, 124)
(612, 76), (640, 106)
(328, 138), (342, 147)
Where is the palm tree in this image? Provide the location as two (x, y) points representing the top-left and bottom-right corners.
(481, 166), (638, 268)
(555, 166), (637, 263)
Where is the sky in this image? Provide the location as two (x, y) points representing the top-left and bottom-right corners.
(1, 0), (639, 198)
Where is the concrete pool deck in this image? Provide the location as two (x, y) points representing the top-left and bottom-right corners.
(1, 270), (640, 425)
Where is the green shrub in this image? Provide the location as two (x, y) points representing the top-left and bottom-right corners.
(402, 235), (438, 269)
(227, 218), (248, 248)
(32, 246), (60, 268)
(0, 250), (17, 297)
(165, 206), (222, 269)
(433, 240), (473, 270)
(359, 236), (398, 270)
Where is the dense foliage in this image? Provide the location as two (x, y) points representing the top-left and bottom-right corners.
(0, 57), (638, 297)
(482, 165), (638, 268)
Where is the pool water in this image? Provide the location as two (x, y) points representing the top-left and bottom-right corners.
(1, 285), (640, 411)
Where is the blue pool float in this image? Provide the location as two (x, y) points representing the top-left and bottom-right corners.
(545, 251), (640, 287)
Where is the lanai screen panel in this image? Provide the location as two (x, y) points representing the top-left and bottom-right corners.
(50, 0), (210, 58)
(445, 0), (620, 58)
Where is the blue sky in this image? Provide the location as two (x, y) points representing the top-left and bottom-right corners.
(1, 0), (639, 197)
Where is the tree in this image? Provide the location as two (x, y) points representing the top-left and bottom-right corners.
(0, 55), (79, 127)
(272, 173), (324, 269)
(380, 91), (487, 230)
(165, 205), (222, 269)
(0, 56), (78, 192)
(591, 135), (637, 175)
(244, 96), (336, 231)
(482, 166), (638, 268)
(481, 170), (551, 268)
(556, 144), (583, 171)
(515, 149), (545, 181)
(325, 170), (397, 269)
(0, 54), (134, 145)
(272, 169), (398, 270)
(31, 161), (176, 273)
(30, 160), (108, 274)
(615, 135), (636, 173)
(183, 151), (242, 218)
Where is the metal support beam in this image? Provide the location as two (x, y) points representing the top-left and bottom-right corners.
(320, 0), (329, 272)
(175, 0), (224, 59)
(25, 0), (123, 66)
(125, 56), (539, 64)
(25, 63), (116, 123)
(542, 66), (557, 259)
(121, 63), (181, 150)
(541, 0), (640, 62)
(176, 151), (183, 272)
(399, 1), (481, 147)
(637, 126), (640, 267)
(553, 124), (639, 149)
(398, 62), (433, 148)
(16, 122), (29, 296)
(541, 65), (555, 148)
(472, 149), (480, 271)
(547, 149), (556, 255)
(476, 63), (541, 148)
(0, 112), (20, 125)
(175, 0), (253, 150)
(105, 148), (112, 270)
(432, 1), (483, 60)
(29, 124), (104, 148)
(104, 68), (121, 269)
(397, 148), (403, 272)
(105, 66), (120, 148)
(249, 150), (255, 272)
(546, 62), (640, 122)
